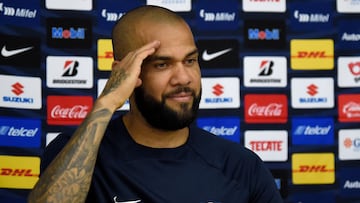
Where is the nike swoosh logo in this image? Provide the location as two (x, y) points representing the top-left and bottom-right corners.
(1, 45), (34, 57)
(202, 48), (232, 61)
(113, 196), (141, 203)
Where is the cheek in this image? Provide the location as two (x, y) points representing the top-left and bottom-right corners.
(141, 77), (168, 99)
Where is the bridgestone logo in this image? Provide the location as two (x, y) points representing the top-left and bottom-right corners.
(250, 79), (281, 83)
(52, 79), (86, 84)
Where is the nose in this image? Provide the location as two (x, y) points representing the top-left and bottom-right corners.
(170, 63), (192, 86)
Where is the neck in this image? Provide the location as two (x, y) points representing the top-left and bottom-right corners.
(123, 112), (189, 148)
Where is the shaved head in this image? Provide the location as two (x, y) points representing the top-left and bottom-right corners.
(111, 5), (188, 60)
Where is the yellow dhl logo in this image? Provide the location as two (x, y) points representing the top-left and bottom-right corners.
(291, 39), (334, 70)
(292, 153), (335, 184)
(97, 39), (113, 71)
(0, 155), (40, 189)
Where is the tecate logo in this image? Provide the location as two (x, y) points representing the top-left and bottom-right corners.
(50, 105), (89, 119)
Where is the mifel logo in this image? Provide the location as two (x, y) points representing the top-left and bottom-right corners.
(97, 39), (113, 71)
(291, 39), (334, 70)
(292, 153), (335, 184)
(0, 155), (40, 189)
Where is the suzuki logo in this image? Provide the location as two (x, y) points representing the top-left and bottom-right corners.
(307, 84), (318, 96)
(212, 84), (224, 96)
(11, 82), (24, 96)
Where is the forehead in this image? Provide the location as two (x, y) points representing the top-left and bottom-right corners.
(140, 22), (197, 58)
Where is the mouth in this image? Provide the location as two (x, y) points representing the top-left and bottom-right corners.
(167, 92), (193, 102)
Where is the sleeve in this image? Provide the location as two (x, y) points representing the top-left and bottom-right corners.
(250, 155), (284, 203)
(40, 133), (71, 174)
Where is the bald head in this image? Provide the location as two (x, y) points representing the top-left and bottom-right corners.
(112, 5), (189, 60)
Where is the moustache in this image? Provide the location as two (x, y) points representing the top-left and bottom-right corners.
(164, 87), (196, 97)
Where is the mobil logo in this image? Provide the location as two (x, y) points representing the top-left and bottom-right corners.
(196, 117), (240, 143)
(248, 28), (279, 40)
(46, 18), (92, 48)
(51, 26), (85, 39)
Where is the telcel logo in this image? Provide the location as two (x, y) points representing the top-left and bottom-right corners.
(0, 126), (38, 137)
(197, 117), (240, 143)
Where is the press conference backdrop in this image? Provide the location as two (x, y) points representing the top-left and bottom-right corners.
(0, 0), (360, 202)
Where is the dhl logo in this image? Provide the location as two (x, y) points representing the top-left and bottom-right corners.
(97, 39), (113, 71)
(290, 39), (334, 70)
(293, 165), (334, 173)
(0, 168), (39, 177)
(295, 51), (329, 58)
(292, 153), (335, 184)
(0, 155), (40, 189)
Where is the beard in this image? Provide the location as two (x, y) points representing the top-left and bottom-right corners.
(134, 86), (201, 131)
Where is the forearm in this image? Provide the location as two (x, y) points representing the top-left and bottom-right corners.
(28, 103), (114, 203)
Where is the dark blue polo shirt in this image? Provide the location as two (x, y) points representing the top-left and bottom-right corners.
(41, 116), (283, 203)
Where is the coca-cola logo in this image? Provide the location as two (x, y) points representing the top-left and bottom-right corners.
(51, 105), (89, 119)
(248, 103), (283, 116)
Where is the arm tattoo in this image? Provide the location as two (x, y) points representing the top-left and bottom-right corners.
(28, 108), (112, 203)
(101, 68), (128, 96)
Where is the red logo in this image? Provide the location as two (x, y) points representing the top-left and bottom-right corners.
(212, 84), (223, 96)
(344, 138), (352, 148)
(294, 165), (333, 173)
(295, 51), (328, 58)
(338, 94), (360, 122)
(11, 82), (24, 96)
(47, 96), (93, 125)
(245, 94), (288, 123)
(348, 62), (360, 76)
(98, 51), (113, 59)
(249, 141), (283, 151)
(0, 168), (38, 177)
(307, 84), (318, 96)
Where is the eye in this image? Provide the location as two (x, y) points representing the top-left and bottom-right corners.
(154, 62), (168, 69)
(184, 58), (197, 66)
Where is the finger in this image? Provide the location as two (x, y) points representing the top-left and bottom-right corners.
(131, 40), (160, 65)
(135, 40), (160, 56)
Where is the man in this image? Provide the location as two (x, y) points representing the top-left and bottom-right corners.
(28, 5), (282, 203)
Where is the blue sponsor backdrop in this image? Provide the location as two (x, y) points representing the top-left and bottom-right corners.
(1, 0), (360, 202)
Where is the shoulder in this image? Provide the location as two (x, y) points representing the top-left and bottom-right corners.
(189, 126), (263, 169)
(189, 126), (283, 202)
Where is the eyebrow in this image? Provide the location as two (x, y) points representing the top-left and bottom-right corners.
(146, 48), (198, 62)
